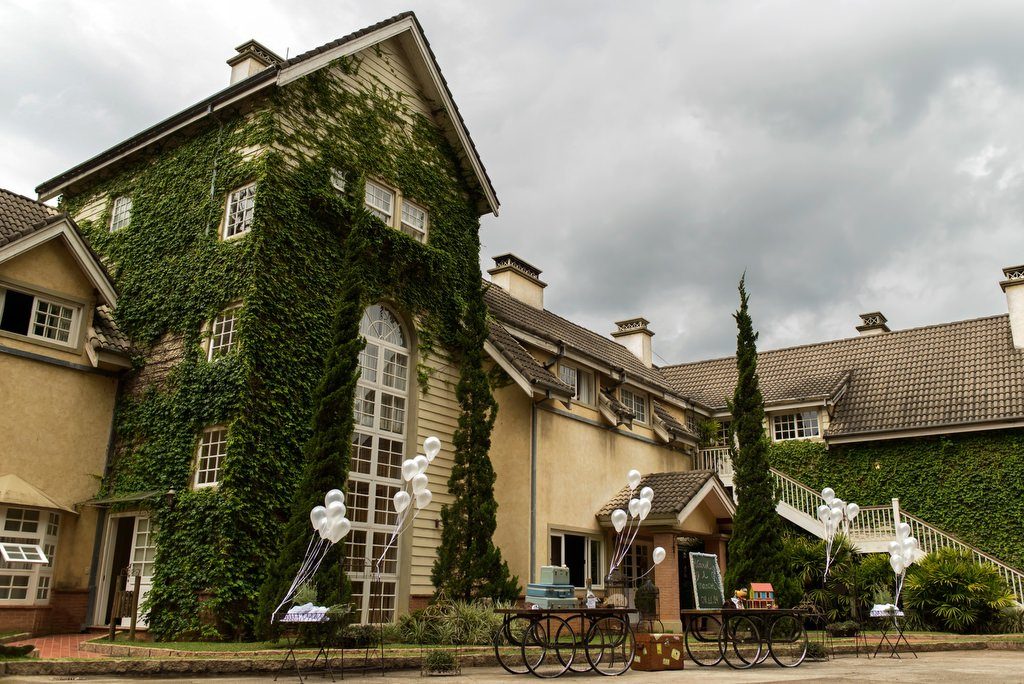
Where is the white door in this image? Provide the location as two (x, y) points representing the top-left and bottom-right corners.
(121, 515), (156, 627)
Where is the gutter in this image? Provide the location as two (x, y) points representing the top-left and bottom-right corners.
(530, 400), (538, 584)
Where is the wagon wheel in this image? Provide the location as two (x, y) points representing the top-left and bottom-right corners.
(720, 614), (762, 670)
(769, 614), (808, 668)
(584, 615), (635, 676)
(521, 615), (576, 678)
(684, 614), (724, 666)
(493, 615), (534, 675)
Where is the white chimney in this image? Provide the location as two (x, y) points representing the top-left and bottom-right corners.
(612, 318), (654, 367)
(488, 254), (546, 309)
(1000, 265), (1024, 349)
(856, 312), (890, 336)
(227, 40), (283, 85)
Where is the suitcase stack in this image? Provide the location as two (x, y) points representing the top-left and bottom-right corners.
(525, 566), (578, 609)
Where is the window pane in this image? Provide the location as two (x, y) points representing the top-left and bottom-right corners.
(4, 509), (39, 534)
(31, 299), (75, 343)
(550, 535), (562, 566)
(224, 184), (256, 238)
(195, 428), (227, 486)
(209, 307), (240, 359)
(346, 480), (370, 524)
(0, 289), (33, 336)
(110, 196), (132, 231)
(400, 201), (427, 242)
(564, 534), (585, 587)
(351, 432), (373, 475)
(354, 387), (376, 428)
(359, 343), (379, 383)
(379, 394), (405, 434)
(589, 539), (602, 586)
(577, 371), (594, 404)
(364, 181), (394, 223)
(376, 438), (404, 480)
(381, 350), (408, 390)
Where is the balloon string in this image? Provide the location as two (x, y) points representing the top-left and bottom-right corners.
(609, 517), (634, 573)
(616, 516), (643, 568)
(273, 534), (328, 621)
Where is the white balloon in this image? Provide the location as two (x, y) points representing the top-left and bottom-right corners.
(324, 489), (345, 507)
(415, 489), (432, 509)
(896, 522), (911, 540)
(310, 506), (329, 530)
(639, 486), (654, 502)
(319, 517), (332, 537)
(327, 500), (346, 519)
(414, 455), (429, 475)
(902, 549), (916, 565)
(627, 469), (642, 491)
(611, 509), (628, 533)
(412, 473), (429, 494)
(830, 507), (843, 522)
(327, 517), (351, 544)
(833, 499), (846, 513)
(638, 498), (652, 521)
(888, 541), (902, 556)
(903, 537), (919, 553)
(424, 436), (442, 462)
(890, 555), (905, 575)
(817, 504), (831, 522)
(846, 503), (860, 521)
(393, 490), (411, 514)
(628, 498), (641, 517)
(401, 459), (418, 482)
(652, 547), (666, 565)
(821, 487), (836, 505)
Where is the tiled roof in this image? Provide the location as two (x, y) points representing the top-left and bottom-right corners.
(598, 471), (716, 518)
(89, 305), (131, 355)
(601, 388), (636, 424)
(653, 401), (692, 438)
(487, 320), (574, 396)
(483, 283), (686, 400)
(37, 13), (498, 213)
(0, 187), (57, 247)
(663, 315), (1024, 437)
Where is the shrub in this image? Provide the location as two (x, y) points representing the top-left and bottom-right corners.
(996, 605), (1024, 634)
(903, 548), (1016, 633)
(422, 648), (459, 674)
(805, 641), (828, 660)
(825, 620), (860, 637)
(397, 599), (504, 645)
(784, 535), (893, 623)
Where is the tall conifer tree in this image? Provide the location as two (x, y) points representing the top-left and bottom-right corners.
(256, 278), (363, 637)
(724, 276), (798, 605)
(430, 286), (520, 601)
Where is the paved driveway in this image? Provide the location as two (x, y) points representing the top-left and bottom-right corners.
(5, 650), (1024, 683)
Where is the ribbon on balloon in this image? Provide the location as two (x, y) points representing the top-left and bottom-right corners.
(373, 436), (441, 578)
(815, 486), (860, 580)
(607, 469), (666, 583)
(888, 522), (921, 608)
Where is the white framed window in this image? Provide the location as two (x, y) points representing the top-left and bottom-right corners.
(559, 363), (595, 405)
(330, 168), (347, 192)
(194, 427), (228, 488)
(399, 200), (428, 243)
(620, 388), (648, 424)
(207, 305), (241, 360)
(716, 421), (731, 447)
(550, 531), (603, 588)
(621, 541), (651, 584)
(222, 183), (256, 239)
(347, 304), (409, 623)
(0, 287), (80, 347)
(109, 196), (133, 231)
(364, 180), (394, 224)
(0, 507), (59, 606)
(772, 411), (820, 441)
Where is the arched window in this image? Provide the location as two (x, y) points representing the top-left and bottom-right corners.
(346, 304), (409, 622)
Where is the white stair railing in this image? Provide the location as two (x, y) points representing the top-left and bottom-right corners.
(696, 446), (732, 480)
(767, 467), (1024, 601)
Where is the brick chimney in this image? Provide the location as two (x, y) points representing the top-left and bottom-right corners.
(227, 40), (283, 85)
(999, 264), (1024, 349)
(856, 312), (890, 336)
(488, 254), (546, 309)
(612, 318), (654, 367)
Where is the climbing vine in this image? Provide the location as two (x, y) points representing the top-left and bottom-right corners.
(62, 49), (502, 638)
(769, 432), (1024, 570)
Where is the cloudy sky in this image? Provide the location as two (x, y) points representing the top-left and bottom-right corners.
(4, 1), (1024, 363)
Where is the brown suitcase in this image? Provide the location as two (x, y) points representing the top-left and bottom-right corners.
(632, 633), (685, 671)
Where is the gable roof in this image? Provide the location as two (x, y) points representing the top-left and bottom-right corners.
(486, 319), (575, 398)
(483, 283), (690, 404)
(663, 314), (1024, 439)
(597, 470), (726, 518)
(36, 12), (499, 216)
(0, 187), (57, 247)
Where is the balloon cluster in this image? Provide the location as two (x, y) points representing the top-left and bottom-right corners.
(888, 522), (920, 606)
(375, 436), (441, 576)
(608, 469), (666, 581)
(309, 489), (352, 544)
(815, 487), (860, 579)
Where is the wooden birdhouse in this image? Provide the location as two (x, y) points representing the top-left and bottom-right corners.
(748, 583), (776, 609)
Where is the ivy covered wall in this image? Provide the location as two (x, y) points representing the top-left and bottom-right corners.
(62, 43), (491, 638)
(769, 431), (1024, 570)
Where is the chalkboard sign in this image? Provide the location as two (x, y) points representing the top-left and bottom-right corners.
(689, 552), (724, 610)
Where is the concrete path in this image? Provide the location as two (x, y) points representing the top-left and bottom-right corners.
(4, 650), (1024, 683)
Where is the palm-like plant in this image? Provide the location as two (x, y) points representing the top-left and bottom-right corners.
(903, 548), (1017, 633)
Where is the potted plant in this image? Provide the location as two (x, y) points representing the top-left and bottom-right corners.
(422, 648), (460, 676)
(825, 620), (860, 638)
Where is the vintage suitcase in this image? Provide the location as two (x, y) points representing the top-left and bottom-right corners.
(526, 583), (575, 599)
(527, 596), (579, 609)
(539, 565), (570, 585)
(632, 633), (685, 671)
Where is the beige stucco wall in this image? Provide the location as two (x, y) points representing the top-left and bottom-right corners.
(0, 239), (118, 593)
(489, 382), (535, 587)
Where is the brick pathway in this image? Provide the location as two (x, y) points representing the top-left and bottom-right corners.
(9, 632), (106, 659)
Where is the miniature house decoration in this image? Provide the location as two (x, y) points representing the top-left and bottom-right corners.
(748, 583), (776, 609)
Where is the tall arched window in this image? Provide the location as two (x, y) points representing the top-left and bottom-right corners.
(346, 304), (409, 622)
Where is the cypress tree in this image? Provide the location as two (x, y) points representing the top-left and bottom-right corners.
(723, 275), (800, 606)
(256, 277), (363, 637)
(430, 286), (520, 601)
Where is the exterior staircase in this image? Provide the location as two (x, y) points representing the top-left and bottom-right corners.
(697, 447), (1024, 600)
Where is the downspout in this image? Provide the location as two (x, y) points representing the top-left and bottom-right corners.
(530, 399), (538, 584)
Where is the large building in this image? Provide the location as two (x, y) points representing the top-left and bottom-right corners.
(3, 12), (1022, 637)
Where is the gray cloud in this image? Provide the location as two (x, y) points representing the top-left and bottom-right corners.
(4, 0), (1024, 363)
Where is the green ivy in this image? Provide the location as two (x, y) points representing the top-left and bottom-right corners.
(769, 432), (1024, 570)
(62, 52), (503, 638)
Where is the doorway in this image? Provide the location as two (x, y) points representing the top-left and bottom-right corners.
(93, 513), (156, 627)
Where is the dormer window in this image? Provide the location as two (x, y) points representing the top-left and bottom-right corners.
(222, 184), (256, 240)
(364, 180), (428, 244)
(620, 388), (647, 424)
(772, 411), (820, 441)
(559, 363), (594, 405)
(109, 196), (132, 232)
